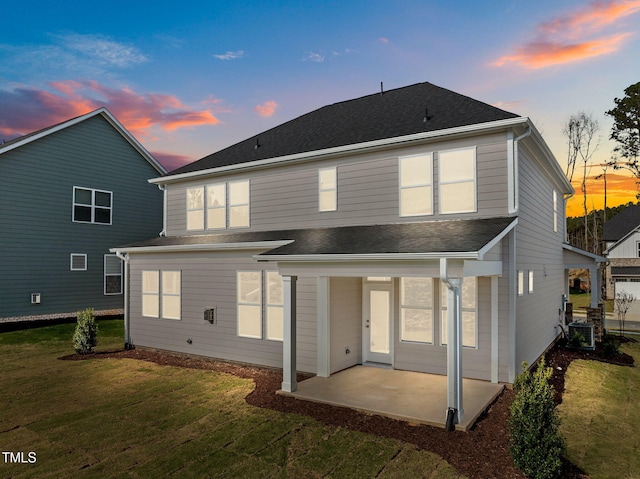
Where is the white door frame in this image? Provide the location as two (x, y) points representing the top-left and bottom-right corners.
(362, 278), (394, 365)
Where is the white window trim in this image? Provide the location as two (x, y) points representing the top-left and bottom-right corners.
(440, 278), (478, 349)
(237, 270), (263, 338)
(141, 270), (181, 320)
(438, 147), (477, 215)
(399, 153), (434, 217)
(142, 271), (160, 318)
(161, 271), (182, 320)
(518, 270), (524, 296)
(70, 254), (87, 271)
(528, 270), (534, 294)
(186, 186), (205, 231)
(553, 190), (558, 233)
(318, 167), (337, 212)
(228, 180), (250, 229)
(72, 186), (113, 225)
(206, 182), (227, 230)
(104, 254), (123, 295)
(400, 277), (434, 345)
(265, 271), (284, 341)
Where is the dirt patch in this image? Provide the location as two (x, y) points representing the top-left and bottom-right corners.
(61, 340), (633, 479)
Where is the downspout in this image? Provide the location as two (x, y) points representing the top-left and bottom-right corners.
(114, 251), (132, 349)
(440, 258), (463, 431)
(158, 184), (167, 237)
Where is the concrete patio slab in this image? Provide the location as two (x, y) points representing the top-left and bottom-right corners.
(279, 366), (504, 431)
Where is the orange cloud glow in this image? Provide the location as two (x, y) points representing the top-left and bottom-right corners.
(493, 0), (639, 69)
(567, 171), (640, 216)
(254, 100), (278, 118)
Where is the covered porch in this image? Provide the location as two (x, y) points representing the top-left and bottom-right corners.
(280, 365), (504, 431)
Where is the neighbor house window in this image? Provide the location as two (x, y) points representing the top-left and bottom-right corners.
(528, 270), (534, 294)
(237, 271), (262, 338)
(70, 254), (87, 271)
(186, 187), (205, 230)
(400, 277), (433, 344)
(207, 183), (226, 229)
(266, 272), (284, 341)
(229, 180), (250, 228)
(104, 255), (122, 295)
(319, 167), (337, 211)
(518, 271), (524, 296)
(399, 153), (433, 216)
(553, 190), (558, 232)
(439, 147), (476, 214)
(73, 187), (112, 224)
(637, 241), (640, 258)
(142, 270), (180, 319)
(441, 277), (477, 348)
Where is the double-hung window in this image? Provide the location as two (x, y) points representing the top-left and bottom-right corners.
(439, 147), (476, 214)
(186, 187), (205, 230)
(73, 187), (112, 224)
(142, 270), (181, 319)
(319, 167), (337, 211)
(266, 272), (284, 340)
(400, 277), (433, 343)
(229, 180), (250, 228)
(553, 190), (558, 232)
(207, 183), (226, 229)
(441, 277), (477, 348)
(399, 154), (433, 216)
(237, 271), (262, 338)
(104, 255), (122, 295)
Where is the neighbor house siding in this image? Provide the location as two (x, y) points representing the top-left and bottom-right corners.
(163, 132), (511, 236)
(0, 115), (163, 319)
(127, 251), (317, 373)
(607, 233), (640, 259)
(514, 143), (566, 369)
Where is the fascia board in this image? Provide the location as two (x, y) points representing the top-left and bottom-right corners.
(562, 243), (608, 263)
(110, 240), (293, 254)
(254, 251), (479, 262)
(150, 117), (529, 185)
(477, 218), (518, 260)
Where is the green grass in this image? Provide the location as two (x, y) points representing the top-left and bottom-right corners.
(0, 320), (464, 478)
(569, 293), (613, 313)
(559, 339), (640, 479)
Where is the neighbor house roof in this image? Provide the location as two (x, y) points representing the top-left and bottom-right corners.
(603, 204), (640, 242)
(168, 82), (520, 177)
(112, 217), (517, 260)
(0, 108), (166, 175)
(611, 266), (640, 276)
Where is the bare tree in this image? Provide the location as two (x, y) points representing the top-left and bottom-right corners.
(614, 291), (635, 337)
(563, 112), (601, 251)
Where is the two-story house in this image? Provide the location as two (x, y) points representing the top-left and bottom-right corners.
(112, 82), (602, 428)
(0, 108), (166, 324)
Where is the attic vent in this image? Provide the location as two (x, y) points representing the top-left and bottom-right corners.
(568, 322), (595, 350)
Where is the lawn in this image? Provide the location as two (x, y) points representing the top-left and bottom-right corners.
(0, 319), (464, 478)
(559, 339), (640, 479)
(569, 292), (614, 313)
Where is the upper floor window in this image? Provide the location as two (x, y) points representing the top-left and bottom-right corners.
(553, 190), (558, 232)
(399, 154), (433, 216)
(186, 187), (205, 230)
(441, 277), (477, 348)
(73, 187), (112, 224)
(439, 147), (476, 214)
(229, 180), (250, 228)
(207, 183), (226, 229)
(319, 167), (337, 212)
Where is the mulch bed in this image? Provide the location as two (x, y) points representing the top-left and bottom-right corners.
(61, 338), (634, 479)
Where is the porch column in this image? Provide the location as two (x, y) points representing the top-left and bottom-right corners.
(317, 276), (330, 378)
(590, 266), (600, 308)
(491, 276), (499, 383)
(445, 278), (464, 425)
(282, 275), (298, 392)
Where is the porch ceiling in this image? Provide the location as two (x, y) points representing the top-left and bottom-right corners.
(278, 366), (504, 432)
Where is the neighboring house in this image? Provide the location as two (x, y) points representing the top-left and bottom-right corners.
(603, 204), (640, 319)
(0, 108), (166, 323)
(112, 82), (602, 427)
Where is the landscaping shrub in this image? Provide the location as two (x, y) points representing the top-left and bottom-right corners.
(509, 358), (565, 479)
(73, 308), (98, 354)
(601, 333), (621, 357)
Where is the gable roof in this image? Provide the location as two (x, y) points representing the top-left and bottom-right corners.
(168, 82), (520, 177)
(603, 204), (640, 242)
(0, 108), (166, 175)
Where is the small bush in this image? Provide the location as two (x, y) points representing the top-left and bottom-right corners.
(601, 334), (620, 357)
(509, 358), (565, 479)
(73, 308), (98, 354)
(568, 330), (585, 349)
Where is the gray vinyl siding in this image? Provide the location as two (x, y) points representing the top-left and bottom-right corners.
(164, 132), (511, 236)
(607, 232), (640, 258)
(0, 115), (163, 318)
(127, 251), (318, 373)
(329, 277), (362, 373)
(514, 144), (567, 369)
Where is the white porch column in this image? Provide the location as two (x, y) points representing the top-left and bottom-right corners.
(282, 275), (298, 392)
(590, 267), (600, 308)
(491, 276), (499, 383)
(317, 276), (330, 378)
(446, 278), (464, 424)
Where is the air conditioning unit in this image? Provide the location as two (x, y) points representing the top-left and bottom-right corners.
(568, 322), (595, 350)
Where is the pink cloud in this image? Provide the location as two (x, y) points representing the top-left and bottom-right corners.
(151, 150), (195, 172)
(0, 80), (221, 140)
(254, 100), (278, 118)
(493, 0), (640, 68)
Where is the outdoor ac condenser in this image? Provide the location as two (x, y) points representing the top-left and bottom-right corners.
(568, 322), (595, 350)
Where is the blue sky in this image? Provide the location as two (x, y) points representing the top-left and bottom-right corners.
(1, 0), (639, 213)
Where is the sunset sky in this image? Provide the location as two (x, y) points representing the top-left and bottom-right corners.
(1, 0), (639, 217)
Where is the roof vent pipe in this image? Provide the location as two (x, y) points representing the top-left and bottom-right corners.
(380, 82), (384, 95)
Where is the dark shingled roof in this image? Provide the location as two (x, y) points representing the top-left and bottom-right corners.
(603, 204), (640, 241)
(611, 266), (640, 276)
(117, 217), (515, 256)
(169, 82), (520, 175)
